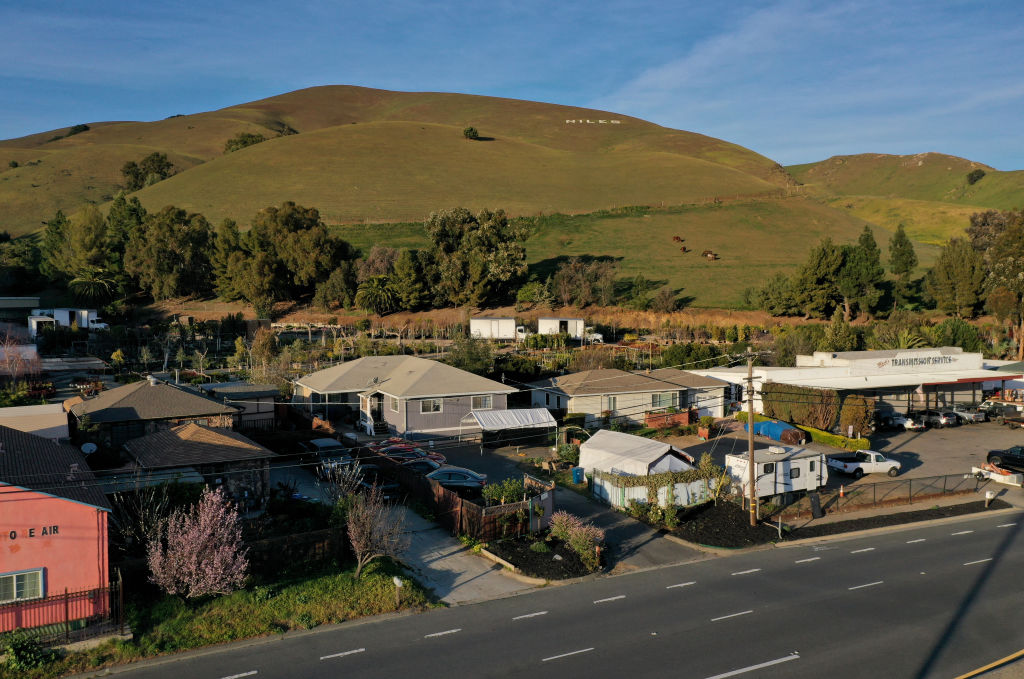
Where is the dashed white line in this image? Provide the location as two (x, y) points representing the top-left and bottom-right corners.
(703, 653), (801, 679)
(848, 581), (883, 590)
(998, 523), (1017, 528)
(906, 539), (926, 544)
(964, 558), (993, 566)
(320, 648), (365, 661)
(593, 595), (625, 604)
(424, 628), (461, 638)
(220, 673), (258, 679)
(795, 557), (820, 564)
(951, 530), (974, 536)
(513, 611), (548, 620)
(542, 647), (594, 662)
(850, 547), (875, 554)
(731, 568), (761, 576)
(711, 610), (753, 622)
(666, 581), (696, 589)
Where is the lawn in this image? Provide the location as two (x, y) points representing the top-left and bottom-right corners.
(1, 560), (431, 679)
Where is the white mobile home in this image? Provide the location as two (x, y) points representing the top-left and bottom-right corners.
(725, 446), (827, 500)
(538, 317), (585, 340)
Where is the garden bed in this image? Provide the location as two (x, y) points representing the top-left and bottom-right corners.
(485, 535), (592, 579)
(669, 499), (1013, 548)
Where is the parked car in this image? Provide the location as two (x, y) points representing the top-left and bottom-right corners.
(300, 438), (348, 455)
(987, 446), (1024, 472)
(357, 463), (401, 501)
(425, 466), (488, 491)
(375, 445), (446, 464)
(951, 405), (986, 424)
(918, 410), (959, 428)
(401, 458), (442, 474)
(827, 450), (901, 478)
(878, 411), (924, 431)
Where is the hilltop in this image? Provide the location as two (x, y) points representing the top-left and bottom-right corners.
(0, 85), (791, 235)
(787, 153), (1024, 244)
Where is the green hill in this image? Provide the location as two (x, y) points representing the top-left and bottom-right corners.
(787, 153), (1024, 243)
(0, 85), (791, 236)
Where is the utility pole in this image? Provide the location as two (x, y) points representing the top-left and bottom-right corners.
(747, 349), (757, 527)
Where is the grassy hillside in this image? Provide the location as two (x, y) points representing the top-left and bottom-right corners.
(0, 85), (790, 236)
(334, 198), (940, 309)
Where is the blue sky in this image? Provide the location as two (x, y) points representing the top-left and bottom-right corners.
(1, 0), (1021, 168)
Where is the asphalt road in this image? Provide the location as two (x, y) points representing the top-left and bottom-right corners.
(99, 510), (1024, 679)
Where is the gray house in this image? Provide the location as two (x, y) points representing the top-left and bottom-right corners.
(293, 355), (517, 438)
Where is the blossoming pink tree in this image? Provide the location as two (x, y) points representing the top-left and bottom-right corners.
(147, 486), (249, 598)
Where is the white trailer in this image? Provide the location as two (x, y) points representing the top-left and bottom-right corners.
(469, 317), (525, 341)
(726, 446), (828, 500)
(538, 317), (585, 339)
(31, 308), (108, 332)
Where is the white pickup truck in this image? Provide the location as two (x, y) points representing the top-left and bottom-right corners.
(826, 450), (901, 479)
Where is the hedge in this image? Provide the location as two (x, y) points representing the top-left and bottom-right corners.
(795, 424), (871, 451)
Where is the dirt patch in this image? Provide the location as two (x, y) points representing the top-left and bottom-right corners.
(485, 535), (592, 579)
(669, 499), (1014, 548)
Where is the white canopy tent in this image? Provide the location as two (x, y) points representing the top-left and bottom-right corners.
(465, 408), (557, 430)
(579, 429), (694, 477)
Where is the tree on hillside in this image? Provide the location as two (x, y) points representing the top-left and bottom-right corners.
(968, 209), (1023, 254)
(212, 219), (241, 300)
(224, 132), (266, 153)
(888, 224), (918, 308)
(147, 487), (248, 599)
(125, 206), (213, 300)
(122, 152), (174, 191)
(225, 250), (280, 317)
(836, 227), (884, 321)
(923, 238), (986, 318)
(68, 204), (108, 274)
(749, 272), (797, 316)
(463, 126), (479, 140)
(391, 249), (425, 311)
(313, 263), (358, 311)
(986, 219), (1024, 360)
(39, 210), (71, 281)
(104, 192), (147, 295)
(424, 208), (528, 307)
(357, 245), (398, 282)
(791, 238), (844, 319)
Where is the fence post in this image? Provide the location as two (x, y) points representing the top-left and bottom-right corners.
(64, 588), (70, 643)
(942, 475), (947, 494)
(118, 569), (125, 636)
(908, 479), (912, 505)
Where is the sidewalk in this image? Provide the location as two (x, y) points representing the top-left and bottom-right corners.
(554, 487), (707, 573)
(396, 506), (537, 605)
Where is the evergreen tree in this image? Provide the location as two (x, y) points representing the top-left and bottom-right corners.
(105, 192), (146, 296)
(39, 210), (71, 281)
(819, 309), (858, 352)
(888, 224), (918, 307)
(68, 205), (107, 274)
(836, 236), (884, 321)
(986, 220), (1024, 359)
(212, 219), (241, 300)
(923, 238), (986, 318)
(124, 206), (213, 300)
(791, 238), (844, 319)
(391, 249), (425, 310)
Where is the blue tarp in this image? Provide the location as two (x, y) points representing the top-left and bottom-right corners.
(743, 419), (798, 441)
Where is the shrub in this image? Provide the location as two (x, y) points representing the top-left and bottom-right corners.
(556, 443), (579, 466)
(796, 424), (871, 451)
(548, 511), (604, 572)
(966, 169), (986, 185)
(529, 540), (551, 553)
(0, 630), (58, 670)
(482, 477), (526, 506)
(463, 126), (479, 140)
(699, 415), (716, 428)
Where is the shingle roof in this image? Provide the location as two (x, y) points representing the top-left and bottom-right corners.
(529, 368), (728, 396)
(123, 423), (277, 469)
(70, 380), (238, 423)
(198, 382), (280, 399)
(0, 425), (110, 510)
(295, 356), (517, 398)
(641, 368), (730, 389)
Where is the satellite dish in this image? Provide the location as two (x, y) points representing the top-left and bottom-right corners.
(80, 442), (98, 455)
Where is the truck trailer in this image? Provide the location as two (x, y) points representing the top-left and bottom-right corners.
(469, 317), (526, 341)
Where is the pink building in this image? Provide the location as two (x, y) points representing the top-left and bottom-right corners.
(0, 426), (110, 633)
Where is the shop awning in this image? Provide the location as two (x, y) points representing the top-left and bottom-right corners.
(469, 408), (557, 431)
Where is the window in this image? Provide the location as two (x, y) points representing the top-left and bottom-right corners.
(651, 392), (677, 409)
(763, 463), (775, 474)
(389, 396), (399, 412)
(472, 395), (492, 410)
(809, 461), (816, 471)
(607, 395), (617, 411)
(420, 399), (442, 414)
(0, 570), (43, 603)
(790, 468), (801, 479)
(545, 393), (550, 406)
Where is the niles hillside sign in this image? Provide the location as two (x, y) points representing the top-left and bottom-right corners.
(565, 119), (621, 124)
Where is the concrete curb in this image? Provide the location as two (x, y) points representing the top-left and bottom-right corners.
(477, 548), (550, 585)
(661, 532), (773, 556)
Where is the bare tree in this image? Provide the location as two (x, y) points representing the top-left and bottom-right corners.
(316, 460), (364, 506)
(110, 473), (172, 557)
(347, 484), (409, 578)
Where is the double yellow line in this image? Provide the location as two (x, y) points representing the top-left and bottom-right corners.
(955, 648), (1024, 678)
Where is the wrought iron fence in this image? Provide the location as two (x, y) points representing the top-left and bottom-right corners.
(0, 577), (124, 646)
(786, 473), (989, 518)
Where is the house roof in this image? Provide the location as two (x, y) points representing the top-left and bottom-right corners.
(578, 429), (693, 476)
(0, 403), (69, 441)
(294, 356), (517, 398)
(468, 408), (557, 431)
(123, 423), (277, 469)
(70, 379), (238, 423)
(0, 424), (110, 510)
(529, 368), (723, 396)
(197, 382), (280, 399)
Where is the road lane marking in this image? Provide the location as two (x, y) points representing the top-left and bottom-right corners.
(731, 568), (761, 575)
(666, 581), (696, 589)
(542, 648), (594, 662)
(998, 523), (1017, 528)
(906, 539), (926, 544)
(711, 610), (753, 622)
(320, 648), (365, 660)
(593, 595), (625, 604)
(220, 673), (258, 679)
(794, 557), (819, 563)
(952, 530), (974, 535)
(850, 547), (875, 553)
(703, 653), (800, 679)
(513, 611), (548, 620)
(848, 581), (883, 590)
(964, 558), (993, 566)
(424, 628), (461, 638)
